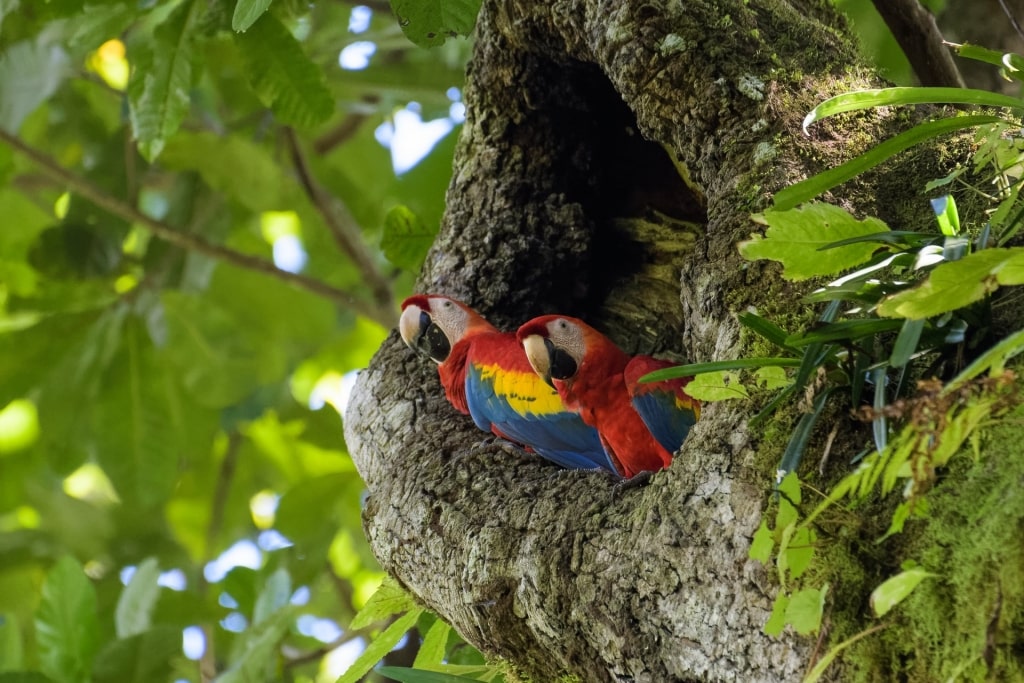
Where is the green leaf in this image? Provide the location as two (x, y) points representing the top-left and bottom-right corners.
(159, 131), (288, 211)
(741, 204), (888, 280)
(35, 557), (99, 683)
(378, 667), (483, 683)
(160, 290), (287, 408)
(92, 321), (182, 507)
(763, 593), (789, 636)
(803, 87), (1024, 131)
(943, 326), (1024, 393)
(115, 558), (161, 638)
(336, 609), (424, 683)
(350, 576), (419, 630)
(684, 371), (749, 401)
(754, 366), (790, 390)
(802, 625), (887, 683)
(785, 319), (904, 346)
(91, 627), (181, 683)
(0, 613), (23, 671)
(870, 568), (936, 617)
(877, 247), (1024, 319)
(639, 357), (800, 383)
(748, 519), (774, 563)
(232, 0), (272, 32)
(127, 1), (197, 160)
(777, 471), (802, 506)
(785, 584), (828, 635)
(737, 312), (792, 349)
(219, 604), (298, 683)
(252, 568), (290, 625)
(381, 205), (437, 271)
(412, 619), (451, 669)
(930, 195), (960, 236)
(0, 39), (69, 133)
(783, 527), (815, 580)
(391, 0), (481, 47)
(234, 13), (333, 127)
(774, 115), (1007, 211)
(888, 318), (925, 368)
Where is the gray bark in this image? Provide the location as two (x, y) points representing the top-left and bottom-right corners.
(345, 0), (964, 679)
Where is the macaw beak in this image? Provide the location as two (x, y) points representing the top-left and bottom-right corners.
(398, 305), (451, 363)
(546, 338), (579, 382)
(521, 334), (555, 388)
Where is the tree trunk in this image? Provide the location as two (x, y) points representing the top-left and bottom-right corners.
(344, 0), (976, 680)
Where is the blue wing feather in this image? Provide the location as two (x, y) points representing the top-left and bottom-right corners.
(465, 363), (616, 472)
(630, 389), (698, 456)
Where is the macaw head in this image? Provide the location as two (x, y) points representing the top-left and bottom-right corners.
(516, 315), (591, 388)
(399, 295), (497, 363)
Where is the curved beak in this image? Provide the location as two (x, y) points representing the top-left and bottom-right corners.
(399, 304), (451, 363)
(521, 334), (554, 388)
(399, 305), (429, 349)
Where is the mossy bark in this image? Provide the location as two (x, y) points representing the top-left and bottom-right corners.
(344, 0), (1005, 680)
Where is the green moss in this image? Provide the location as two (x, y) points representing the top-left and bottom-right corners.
(817, 403), (1024, 681)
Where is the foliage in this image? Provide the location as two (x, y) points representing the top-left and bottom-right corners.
(0, 1), (473, 681)
(730, 47), (1024, 680)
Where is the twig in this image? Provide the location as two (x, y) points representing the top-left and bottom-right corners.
(997, 0), (1024, 43)
(871, 0), (964, 88)
(313, 99), (377, 155)
(0, 129), (393, 328)
(197, 430), (243, 683)
(284, 127), (395, 314)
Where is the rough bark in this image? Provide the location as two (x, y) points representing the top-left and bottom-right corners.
(345, 0), (972, 680)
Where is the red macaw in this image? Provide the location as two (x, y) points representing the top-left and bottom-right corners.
(516, 315), (700, 478)
(398, 295), (617, 473)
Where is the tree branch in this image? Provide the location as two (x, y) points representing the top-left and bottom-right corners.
(0, 129), (393, 329)
(872, 0), (964, 87)
(284, 127), (395, 314)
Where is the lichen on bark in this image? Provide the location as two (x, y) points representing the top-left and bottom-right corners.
(344, 0), (1001, 680)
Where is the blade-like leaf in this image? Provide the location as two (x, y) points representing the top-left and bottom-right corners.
(127, 1), (197, 160)
(637, 357), (801, 383)
(336, 609), (424, 683)
(737, 312), (793, 349)
(802, 88), (1023, 132)
(232, 0), (272, 32)
(930, 195), (960, 236)
(774, 115), (1008, 211)
(115, 558), (160, 638)
(777, 388), (834, 480)
(888, 318), (925, 369)
(741, 204), (889, 280)
(785, 319), (905, 347)
(35, 557), (99, 683)
(412, 619), (452, 669)
(391, 0), (481, 47)
(378, 667), (483, 683)
(234, 13), (333, 127)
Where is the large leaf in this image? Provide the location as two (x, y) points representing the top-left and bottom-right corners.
(127, 0), (198, 160)
(877, 247), (1024, 319)
(336, 609), (424, 683)
(160, 290), (287, 408)
(92, 320), (184, 507)
(0, 39), (69, 132)
(740, 204), (887, 280)
(159, 131), (289, 212)
(391, 0), (481, 47)
(234, 13), (333, 127)
(35, 557), (99, 683)
(91, 627), (181, 683)
(378, 667), (483, 683)
(350, 576), (419, 630)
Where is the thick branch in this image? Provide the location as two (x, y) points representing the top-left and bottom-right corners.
(872, 0), (964, 87)
(0, 129), (393, 329)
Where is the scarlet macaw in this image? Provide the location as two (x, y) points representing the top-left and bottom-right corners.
(517, 315), (700, 478)
(398, 295), (617, 473)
